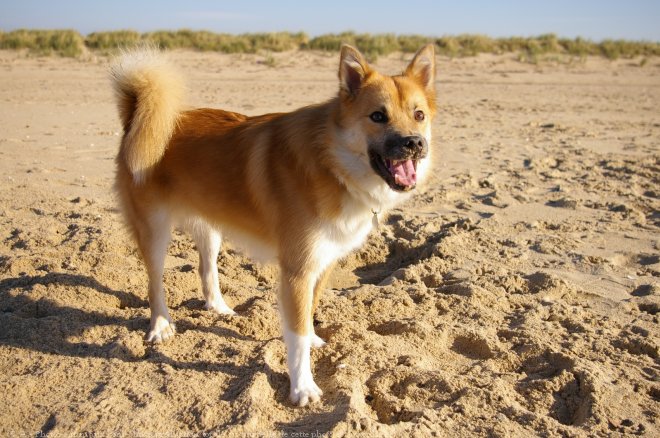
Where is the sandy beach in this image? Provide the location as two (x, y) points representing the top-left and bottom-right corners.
(0, 49), (658, 437)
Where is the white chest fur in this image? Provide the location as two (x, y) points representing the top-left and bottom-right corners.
(313, 199), (374, 275)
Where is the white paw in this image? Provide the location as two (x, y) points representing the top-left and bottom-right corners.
(290, 379), (323, 407)
(310, 332), (326, 348)
(204, 298), (236, 315)
(146, 316), (176, 343)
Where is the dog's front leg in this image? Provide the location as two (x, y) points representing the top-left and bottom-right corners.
(279, 267), (323, 406)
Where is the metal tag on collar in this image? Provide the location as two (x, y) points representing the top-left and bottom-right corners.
(371, 209), (380, 229)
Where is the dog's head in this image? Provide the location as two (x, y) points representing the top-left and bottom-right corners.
(332, 44), (436, 204)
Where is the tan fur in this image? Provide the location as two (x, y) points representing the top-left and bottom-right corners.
(110, 47), (184, 182)
(111, 44), (436, 405)
(312, 262), (336, 318)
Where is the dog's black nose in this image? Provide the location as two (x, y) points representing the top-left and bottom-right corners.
(403, 135), (426, 150)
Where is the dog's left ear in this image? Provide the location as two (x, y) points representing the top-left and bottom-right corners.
(405, 44), (436, 92)
(339, 44), (371, 97)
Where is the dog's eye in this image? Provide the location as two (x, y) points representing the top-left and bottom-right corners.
(370, 111), (388, 123)
(414, 110), (425, 122)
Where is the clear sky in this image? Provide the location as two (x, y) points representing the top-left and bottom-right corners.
(1, 0), (659, 41)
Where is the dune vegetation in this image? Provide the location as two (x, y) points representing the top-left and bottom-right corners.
(1, 29), (659, 61)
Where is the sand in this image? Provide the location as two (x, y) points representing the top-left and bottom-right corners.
(0, 49), (658, 437)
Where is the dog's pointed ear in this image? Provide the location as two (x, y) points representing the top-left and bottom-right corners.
(339, 44), (371, 97)
(405, 44), (436, 92)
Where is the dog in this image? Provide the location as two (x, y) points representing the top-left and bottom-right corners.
(111, 43), (436, 406)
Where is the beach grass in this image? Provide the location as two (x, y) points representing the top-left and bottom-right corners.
(0, 29), (658, 61)
(0, 29), (85, 57)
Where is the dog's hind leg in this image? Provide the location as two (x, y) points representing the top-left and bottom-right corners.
(190, 220), (235, 315)
(136, 208), (176, 343)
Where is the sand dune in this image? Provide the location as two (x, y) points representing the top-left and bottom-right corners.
(0, 50), (658, 437)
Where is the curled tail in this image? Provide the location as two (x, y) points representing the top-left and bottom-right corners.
(110, 47), (184, 183)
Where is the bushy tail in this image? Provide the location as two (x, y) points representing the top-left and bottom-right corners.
(110, 47), (184, 183)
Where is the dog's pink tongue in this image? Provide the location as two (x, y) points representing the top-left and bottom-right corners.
(389, 160), (417, 187)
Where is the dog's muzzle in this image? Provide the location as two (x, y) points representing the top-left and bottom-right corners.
(369, 134), (428, 192)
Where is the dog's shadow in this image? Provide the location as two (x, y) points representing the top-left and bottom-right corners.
(0, 272), (347, 434)
(0, 272), (252, 360)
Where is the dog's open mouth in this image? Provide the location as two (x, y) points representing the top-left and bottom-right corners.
(370, 152), (419, 192)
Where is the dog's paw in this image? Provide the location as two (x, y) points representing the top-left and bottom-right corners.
(204, 298), (236, 315)
(310, 333), (326, 348)
(290, 379), (323, 407)
(146, 316), (176, 343)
